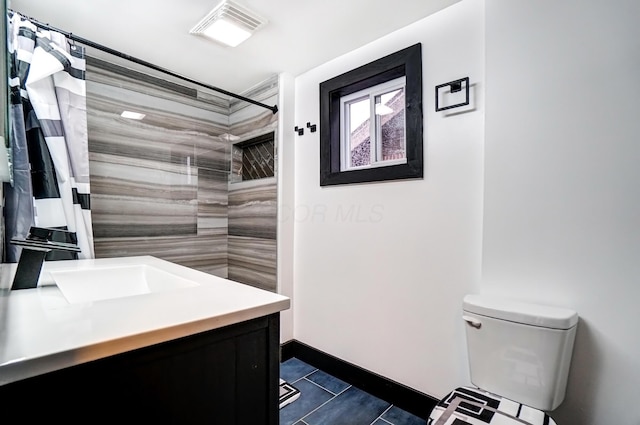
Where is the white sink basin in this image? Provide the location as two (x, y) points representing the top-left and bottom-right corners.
(51, 264), (200, 304)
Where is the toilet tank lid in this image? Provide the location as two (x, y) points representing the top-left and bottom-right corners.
(463, 294), (578, 330)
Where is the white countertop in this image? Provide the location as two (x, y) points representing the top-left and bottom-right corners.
(0, 256), (290, 386)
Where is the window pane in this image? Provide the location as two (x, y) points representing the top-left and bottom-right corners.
(375, 88), (405, 162)
(348, 98), (371, 167)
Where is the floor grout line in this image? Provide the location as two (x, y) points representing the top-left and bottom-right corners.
(287, 367), (319, 386)
(370, 404), (394, 425)
(302, 376), (345, 396)
(295, 384), (352, 424)
(296, 393), (338, 423)
(282, 360), (426, 425)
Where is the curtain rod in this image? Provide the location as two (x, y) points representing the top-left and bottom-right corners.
(9, 10), (279, 115)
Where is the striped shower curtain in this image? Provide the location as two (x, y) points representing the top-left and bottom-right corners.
(4, 12), (94, 261)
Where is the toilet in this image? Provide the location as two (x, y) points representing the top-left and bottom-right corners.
(428, 294), (578, 425)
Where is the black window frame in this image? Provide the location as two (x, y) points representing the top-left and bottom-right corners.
(319, 43), (423, 186)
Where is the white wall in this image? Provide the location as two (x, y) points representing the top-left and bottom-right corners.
(277, 72), (296, 342)
(483, 1), (640, 423)
(292, 0), (485, 398)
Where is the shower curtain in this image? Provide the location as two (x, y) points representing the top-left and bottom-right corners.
(4, 12), (94, 261)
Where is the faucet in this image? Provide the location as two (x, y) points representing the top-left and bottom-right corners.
(10, 227), (81, 290)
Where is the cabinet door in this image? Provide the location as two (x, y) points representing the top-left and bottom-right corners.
(0, 315), (280, 424)
(235, 329), (269, 423)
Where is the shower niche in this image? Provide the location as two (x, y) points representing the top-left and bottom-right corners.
(231, 131), (275, 183)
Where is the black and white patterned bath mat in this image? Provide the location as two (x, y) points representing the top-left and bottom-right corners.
(279, 379), (300, 409)
(428, 387), (557, 425)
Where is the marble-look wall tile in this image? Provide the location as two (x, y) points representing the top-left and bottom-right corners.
(228, 179), (277, 240)
(86, 56), (231, 275)
(87, 101), (202, 238)
(94, 231), (228, 278)
(229, 107), (278, 144)
(0, 185), (3, 267)
(87, 55), (230, 115)
(2, 58), (281, 286)
(86, 83), (230, 173)
(229, 74), (279, 115)
(229, 77), (278, 144)
(224, 77), (280, 291)
(230, 144), (243, 183)
(89, 148), (198, 238)
(228, 236), (276, 291)
(80, 58), (281, 287)
(198, 168), (228, 235)
(194, 140), (230, 174)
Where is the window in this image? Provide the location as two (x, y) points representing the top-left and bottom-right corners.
(340, 77), (406, 171)
(320, 43), (422, 186)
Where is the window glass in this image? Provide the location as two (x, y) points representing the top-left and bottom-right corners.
(340, 77), (406, 171)
(348, 97), (371, 168)
(376, 87), (405, 162)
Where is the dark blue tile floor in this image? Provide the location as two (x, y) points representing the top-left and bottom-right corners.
(280, 357), (426, 425)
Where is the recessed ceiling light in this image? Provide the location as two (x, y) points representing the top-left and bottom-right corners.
(203, 19), (251, 47)
(190, 0), (267, 47)
(121, 111), (146, 120)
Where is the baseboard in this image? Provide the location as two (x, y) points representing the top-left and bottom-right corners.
(280, 339), (438, 419)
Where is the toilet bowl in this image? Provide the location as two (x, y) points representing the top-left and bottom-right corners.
(427, 294), (578, 425)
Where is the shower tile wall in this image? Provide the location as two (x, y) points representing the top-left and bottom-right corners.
(228, 181), (277, 291)
(86, 56), (231, 277)
(0, 51), (279, 290)
(0, 185), (3, 270)
(228, 76), (279, 291)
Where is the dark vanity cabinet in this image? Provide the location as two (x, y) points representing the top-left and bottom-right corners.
(0, 314), (280, 424)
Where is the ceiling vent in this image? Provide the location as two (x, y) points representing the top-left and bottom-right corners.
(190, 0), (267, 47)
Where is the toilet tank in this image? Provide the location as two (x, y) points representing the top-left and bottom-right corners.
(462, 294), (578, 411)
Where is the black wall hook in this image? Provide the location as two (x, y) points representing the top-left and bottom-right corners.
(295, 122), (317, 136)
